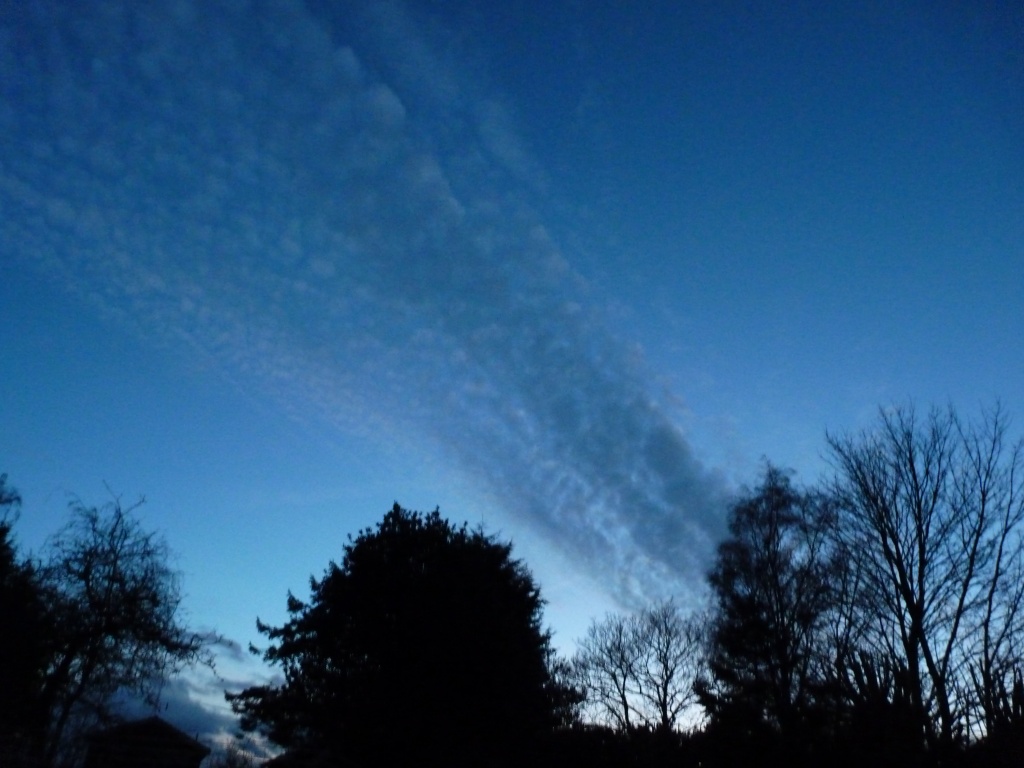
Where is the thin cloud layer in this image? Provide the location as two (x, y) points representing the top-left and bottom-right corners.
(1, 0), (726, 602)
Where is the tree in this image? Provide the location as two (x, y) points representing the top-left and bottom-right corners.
(573, 600), (705, 733)
(228, 503), (576, 768)
(696, 464), (839, 744)
(827, 403), (1024, 752)
(0, 476), (50, 767)
(35, 495), (206, 766)
(638, 601), (707, 733)
(573, 611), (643, 731)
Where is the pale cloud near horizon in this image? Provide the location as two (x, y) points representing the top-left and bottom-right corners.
(2, 0), (727, 603)
(114, 673), (237, 747)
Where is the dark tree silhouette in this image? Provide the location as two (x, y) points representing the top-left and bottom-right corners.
(573, 611), (642, 731)
(228, 503), (576, 768)
(828, 404), (1024, 754)
(573, 600), (705, 733)
(37, 496), (206, 767)
(696, 464), (839, 752)
(1, 481), (204, 767)
(0, 476), (50, 768)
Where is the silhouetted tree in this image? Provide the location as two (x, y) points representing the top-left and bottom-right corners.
(828, 403), (1024, 754)
(36, 496), (206, 767)
(0, 481), (204, 767)
(573, 600), (705, 733)
(697, 464), (839, 752)
(0, 476), (50, 767)
(574, 611), (643, 731)
(228, 503), (577, 768)
(637, 601), (707, 733)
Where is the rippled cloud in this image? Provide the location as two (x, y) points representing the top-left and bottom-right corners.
(1, 0), (727, 602)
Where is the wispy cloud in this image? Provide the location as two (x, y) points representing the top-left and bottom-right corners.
(199, 631), (247, 665)
(1, 0), (726, 603)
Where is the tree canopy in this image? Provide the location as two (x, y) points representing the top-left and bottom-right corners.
(228, 503), (575, 768)
(0, 477), (50, 767)
(697, 464), (839, 748)
(7, 401), (1024, 768)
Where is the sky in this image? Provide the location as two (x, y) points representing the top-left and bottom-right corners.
(2, 0), (1023, 746)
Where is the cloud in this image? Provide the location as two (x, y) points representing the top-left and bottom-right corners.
(476, 98), (549, 188)
(1, 0), (727, 603)
(199, 631), (247, 664)
(109, 636), (284, 753)
(114, 673), (237, 744)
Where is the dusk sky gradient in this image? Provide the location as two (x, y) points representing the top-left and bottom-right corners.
(3, 0), (1022, 743)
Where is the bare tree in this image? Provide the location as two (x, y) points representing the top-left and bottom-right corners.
(955, 411), (1024, 739)
(634, 601), (706, 733)
(572, 612), (642, 731)
(36, 496), (207, 766)
(573, 601), (704, 732)
(827, 403), (1024, 749)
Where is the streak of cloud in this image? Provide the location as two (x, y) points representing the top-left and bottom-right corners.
(199, 631), (247, 664)
(1, 0), (727, 602)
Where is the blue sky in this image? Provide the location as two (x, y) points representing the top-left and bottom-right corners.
(3, 0), (1022, 743)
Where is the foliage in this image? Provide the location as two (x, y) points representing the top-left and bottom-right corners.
(0, 476), (51, 767)
(228, 503), (576, 768)
(696, 464), (839, 745)
(573, 600), (705, 733)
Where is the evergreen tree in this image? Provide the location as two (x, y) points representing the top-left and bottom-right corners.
(229, 503), (576, 768)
